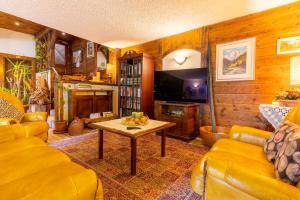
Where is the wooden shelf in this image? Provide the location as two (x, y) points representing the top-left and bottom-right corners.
(118, 51), (154, 117)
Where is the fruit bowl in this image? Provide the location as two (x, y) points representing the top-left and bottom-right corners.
(121, 112), (149, 126)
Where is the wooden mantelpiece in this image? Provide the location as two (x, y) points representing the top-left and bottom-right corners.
(67, 89), (112, 122)
(154, 101), (200, 141)
(62, 82), (119, 123)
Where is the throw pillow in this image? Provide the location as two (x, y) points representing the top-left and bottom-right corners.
(264, 122), (293, 162)
(275, 122), (300, 185)
(0, 98), (24, 122)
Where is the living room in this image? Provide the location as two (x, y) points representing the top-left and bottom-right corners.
(0, 0), (300, 199)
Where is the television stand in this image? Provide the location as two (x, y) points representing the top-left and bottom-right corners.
(154, 101), (200, 141)
(166, 101), (192, 105)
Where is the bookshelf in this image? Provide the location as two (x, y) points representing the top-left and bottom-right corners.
(118, 51), (154, 117)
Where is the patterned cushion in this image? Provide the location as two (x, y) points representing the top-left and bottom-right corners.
(275, 122), (300, 185)
(0, 98), (24, 122)
(264, 122), (292, 162)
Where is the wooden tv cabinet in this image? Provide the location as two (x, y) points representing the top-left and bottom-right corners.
(154, 101), (199, 141)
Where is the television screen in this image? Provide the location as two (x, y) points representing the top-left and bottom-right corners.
(154, 68), (208, 103)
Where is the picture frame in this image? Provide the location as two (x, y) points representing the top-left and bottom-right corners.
(87, 41), (94, 58)
(277, 36), (300, 55)
(216, 37), (256, 82)
(72, 49), (83, 68)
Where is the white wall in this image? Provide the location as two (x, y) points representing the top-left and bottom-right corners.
(0, 28), (35, 57)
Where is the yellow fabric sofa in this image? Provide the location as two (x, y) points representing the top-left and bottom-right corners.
(0, 124), (103, 199)
(191, 105), (300, 200)
(0, 92), (49, 141)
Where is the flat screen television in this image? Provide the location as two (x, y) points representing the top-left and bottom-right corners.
(154, 68), (208, 103)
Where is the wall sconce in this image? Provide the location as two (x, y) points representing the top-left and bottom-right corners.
(290, 56), (300, 85)
(174, 56), (188, 65)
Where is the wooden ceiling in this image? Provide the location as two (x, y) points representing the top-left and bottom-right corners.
(0, 11), (45, 35)
(0, 11), (77, 42)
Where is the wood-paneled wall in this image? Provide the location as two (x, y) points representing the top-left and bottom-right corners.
(122, 2), (300, 129)
(68, 38), (119, 83)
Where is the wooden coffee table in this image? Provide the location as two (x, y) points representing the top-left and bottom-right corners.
(89, 119), (175, 175)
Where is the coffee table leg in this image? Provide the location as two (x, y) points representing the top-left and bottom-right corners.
(99, 129), (103, 159)
(131, 138), (137, 175)
(161, 129), (166, 157)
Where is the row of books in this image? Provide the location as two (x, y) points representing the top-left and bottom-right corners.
(120, 62), (142, 77)
(119, 77), (141, 86)
(120, 96), (141, 111)
(120, 86), (141, 97)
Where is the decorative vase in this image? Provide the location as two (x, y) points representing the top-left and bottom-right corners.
(68, 117), (84, 136)
(200, 126), (230, 147)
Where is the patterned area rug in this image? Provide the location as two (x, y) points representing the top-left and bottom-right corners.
(50, 131), (208, 200)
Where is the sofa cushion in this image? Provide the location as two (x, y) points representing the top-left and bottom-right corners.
(205, 151), (275, 180)
(275, 127), (300, 185)
(0, 98), (24, 122)
(0, 146), (70, 185)
(0, 137), (46, 158)
(264, 123), (292, 163)
(0, 162), (99, 200)
(212, 139), (268, 163)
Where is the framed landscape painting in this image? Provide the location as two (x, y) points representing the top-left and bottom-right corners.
(216, 37), (256, 81)
(277, 36), (300, 54)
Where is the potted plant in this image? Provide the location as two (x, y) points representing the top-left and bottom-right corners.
(1, 58), (32, 103)
(52, 68), (68, 134)
(275, 89), (300, 107)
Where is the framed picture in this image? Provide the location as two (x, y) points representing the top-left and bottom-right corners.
(87, 41), (94, 58)
(72, 49), (83, 68)
(216, 37), (256, 82)
(277, 36), (300, 54)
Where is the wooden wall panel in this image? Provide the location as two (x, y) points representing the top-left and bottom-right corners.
(121, 2), (300, 130)
(69, 38), (117, 83)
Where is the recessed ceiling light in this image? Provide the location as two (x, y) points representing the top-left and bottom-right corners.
(15, 22), (20, 26)
(61, 32), (66, 36)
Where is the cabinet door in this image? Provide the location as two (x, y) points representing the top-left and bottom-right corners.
(74, 95), (94, 118)
(94, 95), (111, 113)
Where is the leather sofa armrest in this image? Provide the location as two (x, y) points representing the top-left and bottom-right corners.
(22, 112), (48, 122)
(229, 125), (272, 147)
(0, 124), (26, 142)
(191, 154), (209, 195)
(225, 163), (300, 200)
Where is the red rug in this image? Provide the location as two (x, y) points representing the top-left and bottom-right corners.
(50, 131), (208, 200)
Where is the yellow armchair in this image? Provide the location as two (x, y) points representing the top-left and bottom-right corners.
(0, 91), (49, 141)
(192, 104), (300, 199)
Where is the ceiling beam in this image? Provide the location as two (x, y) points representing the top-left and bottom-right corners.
(35, 27), (51, 39)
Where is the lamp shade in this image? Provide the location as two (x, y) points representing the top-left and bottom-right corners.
(290, 56), (300, 85)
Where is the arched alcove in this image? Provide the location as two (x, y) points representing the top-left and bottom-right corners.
(162, 49), (201, 71)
